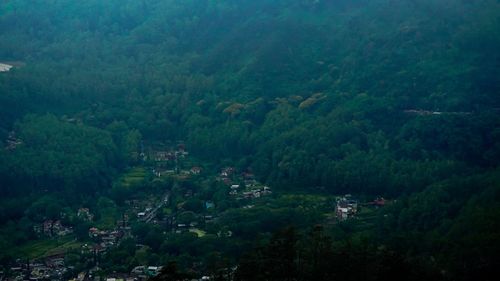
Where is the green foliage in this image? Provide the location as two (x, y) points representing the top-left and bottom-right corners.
(234, 226), (441, 281)
(0, 0), (499, 278)
(1, 114), (119, 196)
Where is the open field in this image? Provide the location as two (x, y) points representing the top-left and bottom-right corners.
(13, 236), (80, 259)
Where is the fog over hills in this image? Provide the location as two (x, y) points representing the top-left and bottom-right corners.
(0, 1), (499, 280)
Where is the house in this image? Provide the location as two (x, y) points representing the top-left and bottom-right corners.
(190, 166), (202, 175)
(31, 266), (51, 279)
(131, 266), (146, 275)
(243, 192), (254, 199)
(89, 227), (99, 237)
(220, 167), (235, 177)
(89, 227), (106, 238)
(335, 196), (358, 221)
(39, 220), (72, 237)
(45, 257), (64, 268)
(77, 208), (94, 221)
(102, 235), (117, 246)
(336, 202), (351, 221)
(146, 266), (162, 276)
(0, 63), (13, 72)
(372, 197), (386, 207)
(205, 201), (215, 209)
(230, 184), (240, 190)
(262, 186), (272, 195)
(57, 226), (74, 236)
(93, 244), (106, 254)
(5, 131), (22, 150)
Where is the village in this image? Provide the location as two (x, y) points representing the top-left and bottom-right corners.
(1, 142), (387, 281)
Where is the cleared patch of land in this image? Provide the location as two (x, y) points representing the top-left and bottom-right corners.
(13, 236), (80, 259)
(119, 167), (147, 188)
(189, 228), (207, 237)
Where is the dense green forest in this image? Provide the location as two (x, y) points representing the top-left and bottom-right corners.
(0, 0), (499, 280)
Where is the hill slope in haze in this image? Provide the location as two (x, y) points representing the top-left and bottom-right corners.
(0, 0), (499, 280)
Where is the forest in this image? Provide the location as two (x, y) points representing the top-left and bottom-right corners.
(0, 0), (499, 280)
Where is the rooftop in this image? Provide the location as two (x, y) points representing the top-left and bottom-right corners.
(0, 63), (13, 72)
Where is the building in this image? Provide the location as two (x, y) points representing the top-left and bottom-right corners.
(190, 166), (202, 175)
(77, 208), (94, 221)
(372, 197), (386, 207)
(0, 63), (13, 72)
(335, 196), (358, 221)
(220, 167), (235, 177)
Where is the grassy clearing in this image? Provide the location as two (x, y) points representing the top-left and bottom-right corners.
(95, 207), (118, 229)
(273, 193), (333, 211)
(120, 167), (147, 188)
(352, 207), (378, 232)
(15, 236), (78, 259)
(189, 228), (207, 237)
(44, 239), (82, 257)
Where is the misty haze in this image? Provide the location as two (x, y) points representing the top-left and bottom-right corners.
(0, 1), (499, 281)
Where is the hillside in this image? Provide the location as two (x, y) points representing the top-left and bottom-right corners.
(0, 1), (499, 280)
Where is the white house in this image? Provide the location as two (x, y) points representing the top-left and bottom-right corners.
(0, 63), (13, 72)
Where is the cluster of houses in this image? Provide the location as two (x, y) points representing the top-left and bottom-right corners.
(335, 195), (359, 221)
(220, 167), (235, 178)
(77, 208), (94, 222)
(66, 264), (214, 281)
(85, 219), (132, 256)
(129, 265), (163, 279)
(155, 144), (187, 161)
(70, 265), (163, 281)
(151, 143), (188, 162)
(335, 195), (389, 221)
(136, 207), (153, 221)
(33, 220), (73, 238)
(77, 226), (132, 267)
(88, 228), (129, 250)
(1, 256), (70, 281)
(221, 168), (273, 200)
(32, 208), (96, 238)
(136, 192), (170, 224)
(104, 267), (217, 281)
(229, 184), (272, 200)
(127, 197), (158, 222)
(171, 213), (216, 236)
(152, 165), (202, 178)
(148, 143), (203, 179)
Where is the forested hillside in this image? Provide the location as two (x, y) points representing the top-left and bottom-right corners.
(0, 1), (499, 280)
